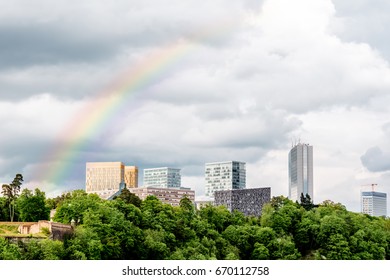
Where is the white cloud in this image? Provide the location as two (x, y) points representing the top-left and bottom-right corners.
(1, 0), (390, 215)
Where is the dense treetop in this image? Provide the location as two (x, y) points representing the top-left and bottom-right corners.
(1, 186), (390, 260)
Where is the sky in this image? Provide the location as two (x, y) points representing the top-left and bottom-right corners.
(1, 0), (390, 213)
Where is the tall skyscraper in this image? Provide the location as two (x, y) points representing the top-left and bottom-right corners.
(288, 143), (313, 202)
(361, 191), (387, 217)
(143, 167), (181, 188)
(124, 166), (138, 188)
(205, 161), (246, 197)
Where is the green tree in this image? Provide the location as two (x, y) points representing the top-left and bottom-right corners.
(46, 191), (74, 210)
(110, 199), (143, 227)
(321, 233), (351, 260)
(142, 229), (171, 259)
(0, 237), (22, 260)
(17, 188), (50, 222)
(81, 202), (144, 259)
(294, 213), (320, 254)
(114, 187), (142, 207)
(253, 227), (277, 253)
(40, 239), (66, 260)
(317, 215), (348, 246)
(252, 243), (269, 259)
(300, 193), (315, 211)
(198, 204), (232, 233)
(0, 197), (8, 221)
(261, 198), (302, 235)
(222, 225), (256, 259)
(140, 196), (176, 232)
(64, 226), (103, 260)
(1, 174), (23, 222)
(54, 190), (102, 224)
(270, 236), (301, 260)
(179, 196), (195, 221)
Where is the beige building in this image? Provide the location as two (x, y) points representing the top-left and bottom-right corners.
(130, 187), (195, 207)
(86, 162), (139, 199)
(124, 166), (138, 188)
(86, 162), (127, 199)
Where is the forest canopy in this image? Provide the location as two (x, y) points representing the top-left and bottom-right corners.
(1, 188), (390, 260)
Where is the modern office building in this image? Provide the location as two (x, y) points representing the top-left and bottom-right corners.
(205, 161), (246, 197)
(288, 143), (313, 202)
(124, 166), (138, 188)
(214, 187), (271, 216)
(86, 162), (125, 199)
(143, 167), (181, 189)
(130, 187), (194, 207)
(86, 162), (138, 199)
(361, 191), (387, 217)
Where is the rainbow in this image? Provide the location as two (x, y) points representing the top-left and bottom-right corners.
(33, 18), (241, 189)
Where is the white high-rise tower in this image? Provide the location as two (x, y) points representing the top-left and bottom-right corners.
(288, 143), (313, 202)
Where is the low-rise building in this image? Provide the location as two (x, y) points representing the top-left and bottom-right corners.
(130, 187), (194, 207)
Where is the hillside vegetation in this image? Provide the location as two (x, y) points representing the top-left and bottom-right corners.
(1, 189), (389, 260)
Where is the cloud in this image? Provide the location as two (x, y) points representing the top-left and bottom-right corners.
(0, 0), (252, 69)
(109, 101), (300, 165)
(0, 95), (84, 179)
(361, 146), (390, 172)
(332, 0), (390, 61)
(1, 0), (390, 209)
(3, 0), (390, 112)
(360, 122), (390, 173)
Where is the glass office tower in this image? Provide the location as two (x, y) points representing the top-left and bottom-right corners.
(289, 143), (313, 202)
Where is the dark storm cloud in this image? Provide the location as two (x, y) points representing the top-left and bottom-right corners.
(0, 0), (251, 70)
(0, 0), (249, 102)
(0, 24), (119, 68)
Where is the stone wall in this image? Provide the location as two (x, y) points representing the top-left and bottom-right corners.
(2, 221), (73, 241)
(50, 222), (74, 240)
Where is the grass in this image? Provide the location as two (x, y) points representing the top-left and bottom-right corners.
(0, 225), (19, 235)
(0, 224), (47, 238)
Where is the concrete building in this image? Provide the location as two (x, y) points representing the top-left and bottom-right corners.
(143, 167), (181, 189)
(205, 161), (246, 198)
(288, 143), (313, 202)
(130, 187), (194, 207)
(86, 162), (124, 199)
(361, 191), (387, 217)
(214, 187), (271, 216)
(86, 162), (137, 199)
(124, 166), (138, 188)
